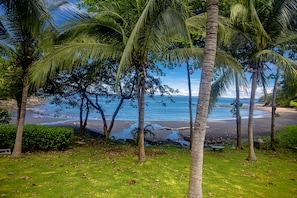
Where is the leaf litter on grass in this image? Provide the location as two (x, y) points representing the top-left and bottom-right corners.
(0, 140), (296, 197)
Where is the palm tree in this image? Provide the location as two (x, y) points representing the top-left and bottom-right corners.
(0, 0), (68, 157)
(230, 0), (297, 161)
(115, 0), (189, 163)
(30, 0), (190, 163)
(187, 0), (219, 196)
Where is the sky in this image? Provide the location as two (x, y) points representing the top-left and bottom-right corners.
(159, 64), (274, 98)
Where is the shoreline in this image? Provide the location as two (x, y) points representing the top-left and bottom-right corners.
(7, 104), (297, 145)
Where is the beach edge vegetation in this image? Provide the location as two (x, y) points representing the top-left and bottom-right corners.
(0, 124), (73, 152)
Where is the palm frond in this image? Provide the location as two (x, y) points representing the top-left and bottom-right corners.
(29, 42), (122, 89)
(116, 0), (190, 85)
(0, 42), (16, 58)
(256, 49), (297, 72)
(256, 49), (297, 86)
(230, 1), (270, 46)
(209, 52), (247, 111)
(117, 0), (153, 80)
(209, 67), (235, 111)
(272, 30), (297, 47)
(187, 13), (233, 45)
(277, 0), (297, 30)
(215, 51), (244, 75)
(162, 47), (203, 63)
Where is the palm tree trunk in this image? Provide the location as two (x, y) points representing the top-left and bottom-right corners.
(11, 78), (28, 158)
(137, 66), (146, 163)
(16, 96), (22, 126)
(247, 71), (258, 161)
(270, 68), (279, 151)
(235, 74), (244, 150)
(186, 61), (193, 149)
(188, 0), (219, 197)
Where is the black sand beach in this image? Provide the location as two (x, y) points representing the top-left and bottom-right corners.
(7, 104), (296, 144)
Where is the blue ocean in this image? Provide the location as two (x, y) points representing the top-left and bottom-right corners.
(30, 95), (269, 122)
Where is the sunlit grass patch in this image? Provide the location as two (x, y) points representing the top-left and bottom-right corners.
(0, 139), (296, 197)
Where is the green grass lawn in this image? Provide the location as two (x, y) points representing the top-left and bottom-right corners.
(1, 138), (296, 198)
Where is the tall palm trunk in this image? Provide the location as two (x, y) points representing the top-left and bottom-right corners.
(247, 70), (258, 161)
(270, 68), (279, 151)
(235, 73), (244, 150)
(188, 0), (219, 197)
(137, 65), (146, 163)
(186, 61), (193, 149)
(11, 77), (28, 157)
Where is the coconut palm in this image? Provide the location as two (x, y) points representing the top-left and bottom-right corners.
(0, 0), (69, 157)
(115, 0), (190, 163)
(30, 0), (190, 163)
(230, 0), (297, 161)
(187, 0), (219, 196)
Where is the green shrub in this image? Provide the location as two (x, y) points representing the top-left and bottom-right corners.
(0, 124), (73, 152)
(289, 100), (297, 108)
(0, 108), (11, 124)
(276, 124), (297, 148)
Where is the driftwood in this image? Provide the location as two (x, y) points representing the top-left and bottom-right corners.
(160, 126), (209, 130)
(160, 127), (190, 130)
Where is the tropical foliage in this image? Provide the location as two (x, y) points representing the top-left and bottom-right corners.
(0, 0), (297, 197)
(229, 0), (297, 160)
(0, 0), (65, 157)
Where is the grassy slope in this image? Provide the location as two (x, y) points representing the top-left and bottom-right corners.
(0, 139), (296, 198)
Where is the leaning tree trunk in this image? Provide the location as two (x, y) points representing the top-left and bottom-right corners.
(11, 78), (28, 158)
(235, 73), (244, 150)
(188, 0), (219, 197)
(107, 97), (127, 138)
(247, 70), (258, 161)
(79, 96), (88, 135)
(186, 60), (194, 149)
(270, 68), (279, 151)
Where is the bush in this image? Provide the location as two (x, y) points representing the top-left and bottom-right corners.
(289, 100), (297, 108)
(0, 124), (73, 152)
(0, 108), (12, 124)
(276, 125), (297, 148)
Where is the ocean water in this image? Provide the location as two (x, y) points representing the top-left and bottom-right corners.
(30, 95), (269, 122)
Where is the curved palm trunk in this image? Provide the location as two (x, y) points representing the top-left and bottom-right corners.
(188, 0), (219, 197)
(186, 61), (193, 149)
(247, 71), (258, 161)
(270, 68), (279, 151)
(11, 78), (28, 158)
(235, 74), (244, 150)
